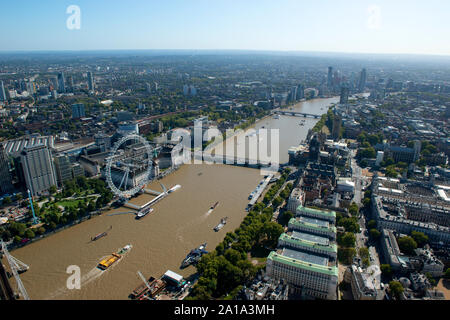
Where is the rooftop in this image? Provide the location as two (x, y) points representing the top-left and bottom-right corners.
(268, 251), (338, 277)
(296, 205), (337, 218)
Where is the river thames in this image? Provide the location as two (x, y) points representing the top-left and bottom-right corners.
(11, 97), (338, 300)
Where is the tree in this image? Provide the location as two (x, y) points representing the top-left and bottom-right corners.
(425, 272), (436, 287)
(338, 247), (356, 265)
(397, 236), (417, 255)
(381, 264), (392, 277)
(224, 249), (242, 265)
(389, 281), (404, 300)
(279, 211), (294, 226)
(369, 228), (381, 240)
(368, 220), (377, 229)
(445, 268), (450, 279)
(339, 217), (360, 233)
(349, 202), (359, 216)
(339, 232), (356, 248)
(3, 196), (12, 205)
(24, 229), (35, 239)
(49, 185), (57, 195)
(411, 231), (428, 247)
(13, 235), (22, 244)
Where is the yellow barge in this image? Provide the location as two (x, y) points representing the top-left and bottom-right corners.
(98, 253), (121, 270)
(97, 245), (132, 271)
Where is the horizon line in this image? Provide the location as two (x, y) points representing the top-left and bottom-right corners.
(0, 48), (449, 59)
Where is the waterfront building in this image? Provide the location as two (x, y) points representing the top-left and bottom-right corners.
(266, 248), (338, 300)
(278, 231), (337, 260)
(295, 205), (336, 224)
(20, 144), (57, 195)
(288, 216), (336, 240)
(296, 84), (305, 100)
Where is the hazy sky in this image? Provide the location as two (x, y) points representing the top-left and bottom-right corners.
(1, 0), (449, 55)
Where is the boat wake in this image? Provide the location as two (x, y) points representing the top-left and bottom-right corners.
(45, 250), (131, 299)
(204, 208), (213, 217)
(45, 262), (106, 300)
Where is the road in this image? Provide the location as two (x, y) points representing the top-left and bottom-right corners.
(350, 150), (364, 205)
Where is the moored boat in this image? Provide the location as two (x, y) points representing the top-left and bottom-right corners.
(180, 243), (208, 269)
(214, 217), (228, 232)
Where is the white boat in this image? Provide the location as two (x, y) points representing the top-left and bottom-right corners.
(136, 208), (154, 220)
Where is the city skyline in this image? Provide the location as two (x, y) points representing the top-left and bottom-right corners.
(1, 0), (449, 56)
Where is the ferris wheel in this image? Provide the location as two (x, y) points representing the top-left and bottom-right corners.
(105, 134), (153, 198)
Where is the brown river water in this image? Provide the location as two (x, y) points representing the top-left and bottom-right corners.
(10, 97), (338, 300)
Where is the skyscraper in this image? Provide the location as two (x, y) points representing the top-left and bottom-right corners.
(50, 76), (58, 91)
(358, 68), (367, 92)
(20, 144), (57, 196)
(327, 67), (333, 88)
(296, 84), (305, 100)
(0, 81), (6, 102)
(72, 103), (85, 119)
(67, 75), (75, 92)
(340, 85), (349, 104)
(57, 72), (65, 93)
(0, 144), (14, 195)
(87, 71), (94, 91)
(146, 82), (152, 94)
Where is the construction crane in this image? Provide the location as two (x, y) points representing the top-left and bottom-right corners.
(137, 270), (151, 291)
(0, 241), (30, 300)
(27, 189), (39, 225)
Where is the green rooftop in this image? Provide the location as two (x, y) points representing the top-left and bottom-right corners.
(296, 205), (336, 218)
(267, 251), (338, 277)
(289, 218), (337, 233)
(279, 233), (337, 253)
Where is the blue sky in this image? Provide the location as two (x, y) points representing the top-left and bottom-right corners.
(1, 0), (449, 55)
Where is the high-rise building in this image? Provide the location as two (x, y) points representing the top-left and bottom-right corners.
(54, 154), (73, 188)
(340, 85), (349, 104)
(50, 76), (58, 91)
(72, 103), (85, 119)
(57, 72), (65, 93)
(296, 84), (305, 100)
(0, 144), (14, 195)
(327, 67), (333, 88)
(20, 144), (57, 196)
(0, 81), (6, 102)
(146, 82), (152, 94)
(26, 81), (35, 95)
(87, 71), (94, 91)
(332, 113), (342, 140)
(358, 68), (367, 92)
(67, 76), (75, 92)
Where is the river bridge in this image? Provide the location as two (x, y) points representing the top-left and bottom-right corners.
(272, 110), (321, 118)
(197, 153), (278, 169)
